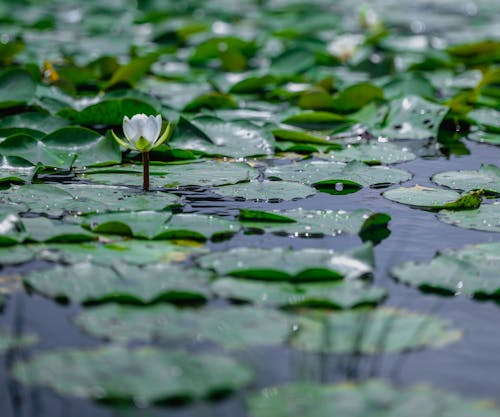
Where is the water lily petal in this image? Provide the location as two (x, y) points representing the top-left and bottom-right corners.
(143, 115), (159, 144)
(152, 115), (163, 144)
(123, 116), (140, 144)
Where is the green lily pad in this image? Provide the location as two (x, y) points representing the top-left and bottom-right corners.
(468, 130), (500, 146)
(75, 304), (298, 348)
(0, 184), (180, 216)
(438, 203), (500, 232)
(197, 244), (373, 281)
(21, 217), (96, 243)
(212, 278), (386, 309)
(35, 240), (206, 266)
(214, 181), (317, 202)
(291, 308), (461, 354)
(432, 164), (500, 195)
(57, 98), (158, 127)
(248, 380), (500, 417)
(282, 111), (347, 130)
(392, 242), (500, 298)
(84, 160), (258, 188)
(327, 142), (416, 165)
(0, 112), (69, 135)
(82, 212), (239, 241)
(383, 185), (482, 210)
(170, 116), (275, 158)
(239, 208), (390, 239)
(24, 263), (212, 304)
(41, 127), (121, 167)
(467, 108), (500, 132)
(0, 245), (34, 265)
(266, 161), (411, 191)
(0, 69), (36, 109)
(376, 95), (448, 140)
(329, 83), (384, 113)
(12, 346), (252, 404)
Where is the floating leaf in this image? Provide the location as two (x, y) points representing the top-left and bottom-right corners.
(467, 108), (500, 132)
(0, 245), (34, 265)
(0, 112), (69, 135)
(35, 240), (206, 266)
(291, 308), (461, 354)
(0, 69), (36, 109)
(383, 185), (482, 210)
(24, 263), (212, 304)
(214, 181), (316, 202)
(212, 278), (386, 309)
(376, 95), (448, 140)
(197, 244), (373, 281)
(58, 98), (158, 126)
(82, 212), (239, 241)
(438, 202), (500, 232)
(392, 242), (500, 298)
(327, 142), (416, 165)
(248, 380), (500, 417)
(432, 164), (500, 195)
(0, 184), (180, 216)
(266, 161), (411, 191)
(12, 346), (252, 404)
(76, 304), (298, 348)
(239, 208), (390, 240)
(170, 117), (275, 158)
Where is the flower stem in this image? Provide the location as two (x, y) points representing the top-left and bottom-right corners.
(142, 151), (150, 191)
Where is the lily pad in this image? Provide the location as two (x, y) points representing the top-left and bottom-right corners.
(214, 181), (317, 202)
(35, 240), (206, 266)
(24, 263), (212, 304)
(0, 69), (36, 109)
(467, 108), (500, 132)
(376, 95), (448, 140)
(239, 208), (390, 240)
(432, 164), (500, 195)
(0, 112), (69, 135)
(82, 212), (239, 241)
(76, 304), (299, 348)
(197, 244), (373, 281)
(327, 142), (416, 165)
(58, 98), (158, 127)
(392, 242), (500, 298)
(438, 203), (500, 232)
(0, 245), (34, 265)
(383, 185), (482, 210)
(291, 308), (461, 354)
(170, 116), (275, 158)
(21, 217), (96, 243)
(248, 380), (500, 417)
(212, 278), (386, 309)
(266, 161), (411, 191)
(12, 346), (252, 404)
(84, 161), (258, 188)
(0, 184), (180, 216)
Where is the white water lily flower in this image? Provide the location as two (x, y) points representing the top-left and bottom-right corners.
(111, 114), (174, 152)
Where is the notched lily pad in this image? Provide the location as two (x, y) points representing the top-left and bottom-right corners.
(291, 308), (461, 354)
(248, 380), (500, 417)
(239, 208), (390, 242)
(12, 346), (252, 404)
(82, 212), (240, 241)
(24, 263), (212, 304)
(432, 164), (500, 196)
(197, 244), (374, 282)
(438, 203), (500, 232)
(383, 185), (482, 210)
(76, 304), (298, 349)
(212, 278), (386, 309)
(214, 181), (317, 202)
(266, 161), (411, 193)
(375, 95), (448, 140)
(392, 242), (500, 298)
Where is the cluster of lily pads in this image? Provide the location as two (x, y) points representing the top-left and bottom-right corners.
(0, 0), (500, 415)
